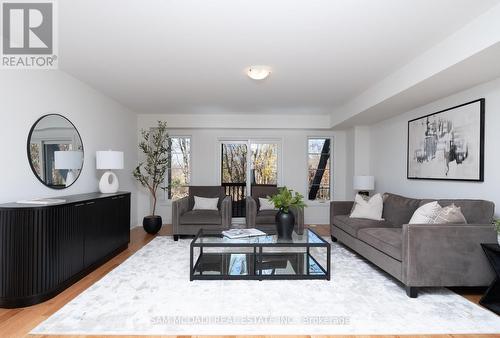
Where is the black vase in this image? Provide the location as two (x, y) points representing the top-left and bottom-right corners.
(143, 215), (162, 234)
(275, 209), (295, 239)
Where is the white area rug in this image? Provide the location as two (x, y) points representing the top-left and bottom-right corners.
(31, 236), (500, 335)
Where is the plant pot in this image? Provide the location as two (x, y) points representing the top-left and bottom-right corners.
(143, 215), (162, 234)
(275, 210), (295, 239)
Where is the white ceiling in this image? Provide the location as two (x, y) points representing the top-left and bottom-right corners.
(59, 0), (500, 115)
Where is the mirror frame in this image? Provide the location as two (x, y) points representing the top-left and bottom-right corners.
(27, 113), (85, 189)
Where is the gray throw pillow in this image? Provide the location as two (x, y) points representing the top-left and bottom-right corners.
(382, 193), (421, 226)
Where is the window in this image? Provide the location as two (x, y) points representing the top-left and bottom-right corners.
(307, 137), (331, 200)
(166, 137), (191, 200)
(250, 143), (278, 185)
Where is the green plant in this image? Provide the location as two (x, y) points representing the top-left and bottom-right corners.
(268, 187), (306, 213)
(133, 121), (170, 216)
(494, 219), (500, 233)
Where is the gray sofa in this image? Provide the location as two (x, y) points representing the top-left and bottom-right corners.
(245, 186), (304, 234)
(330, 193), (496, 298)
(172, 186), (232, 240)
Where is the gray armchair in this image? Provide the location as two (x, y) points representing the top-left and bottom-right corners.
(245, 186), (304, 235)
(172, 186), (232, 240)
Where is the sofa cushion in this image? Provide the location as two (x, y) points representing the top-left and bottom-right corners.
(382, 193), (421, 226)
(419, 199), (494, 224)
(256, 209), (278, 225)
(180, 210), (221, 225)
(350, 193), (384, 220)
(358, 227), (403, 261)
(333, 215), (392, 237)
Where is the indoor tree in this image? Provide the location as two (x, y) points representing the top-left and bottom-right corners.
(133, 121), (170, 234)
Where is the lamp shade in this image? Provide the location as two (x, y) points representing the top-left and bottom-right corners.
(353, 175), (375, 191)
(96, 151), (124, 170)
(54, 151), (83, 170)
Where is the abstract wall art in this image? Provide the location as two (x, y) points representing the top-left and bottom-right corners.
(407, 99), (484, 181)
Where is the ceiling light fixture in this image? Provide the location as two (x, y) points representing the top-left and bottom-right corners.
(247, 65), (271, 80)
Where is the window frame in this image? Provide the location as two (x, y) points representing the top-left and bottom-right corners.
(306, 136), (333, 202)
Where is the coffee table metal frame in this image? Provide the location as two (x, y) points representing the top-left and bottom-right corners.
(189, 228), (331, 281)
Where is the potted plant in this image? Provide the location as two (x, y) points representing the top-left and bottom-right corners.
(133, 121), (170, 234)
(268, 187), (306, 239)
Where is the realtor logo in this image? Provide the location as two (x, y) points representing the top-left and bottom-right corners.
(1, 0), (57, 68)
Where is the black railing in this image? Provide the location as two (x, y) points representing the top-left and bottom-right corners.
(222, 183), (278, 218)
(222, 183), (246, 217)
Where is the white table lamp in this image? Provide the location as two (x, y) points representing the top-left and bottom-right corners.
(54, 151), (83, 187)
(96, 151), (124, 193)
(353, 175), (375, 196)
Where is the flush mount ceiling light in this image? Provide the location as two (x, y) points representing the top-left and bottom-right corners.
(246, 65), (272, 80)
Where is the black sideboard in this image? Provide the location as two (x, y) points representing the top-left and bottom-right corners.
(0, 192), (131, 308)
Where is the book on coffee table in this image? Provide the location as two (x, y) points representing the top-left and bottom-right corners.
(222, 228), (266, 239)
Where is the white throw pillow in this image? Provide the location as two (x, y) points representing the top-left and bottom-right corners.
(259, 198), (276, 210)
(192, 196), (219, 210)
(349, 193), (384, 221)
(409, 201), (442, 224)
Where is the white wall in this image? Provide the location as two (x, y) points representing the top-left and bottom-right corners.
(136, 116), (348, 225)
(0, 71), (138, 226)
(370, 76), (500, 216)
(344, 126), (372, 198)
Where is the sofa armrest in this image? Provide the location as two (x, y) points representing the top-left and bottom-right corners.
(402, 223), (496, 287)
(220, 195), (232, 228)
(330, 201), (354, 222)
(289, 205), (304, 235)
(172, 196), (190, 234)
(246, 197), (257, 228)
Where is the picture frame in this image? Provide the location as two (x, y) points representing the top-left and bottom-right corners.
(407, 98), (485, 181)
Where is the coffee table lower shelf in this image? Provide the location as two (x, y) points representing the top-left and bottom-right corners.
(190, 251), (329, 281)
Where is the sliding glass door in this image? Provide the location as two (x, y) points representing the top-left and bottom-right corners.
(221, 140), (279, 218)
(221, 142), (248, 218)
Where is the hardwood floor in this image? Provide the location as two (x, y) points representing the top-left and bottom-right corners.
(0, 224), (497, 338)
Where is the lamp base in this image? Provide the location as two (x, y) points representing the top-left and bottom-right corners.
(65, 170), (76, 187)
(99, 171), (119, 193)
(358, 191), (370, 196)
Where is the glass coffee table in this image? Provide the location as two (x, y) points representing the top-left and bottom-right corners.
(190, 228), (330, 281)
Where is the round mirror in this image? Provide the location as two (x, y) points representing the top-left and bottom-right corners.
(27, 114), (84, 189)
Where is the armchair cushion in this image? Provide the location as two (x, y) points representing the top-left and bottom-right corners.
(193, 196), (219, 210)
(188, 186), (226, 210)
(251, 186), (279, 209)
(180, 210), (222, 225)
(358, 227), (402, 261)
(256, 210), (278, 225)
(333, 215), (392, 237)
(258, 197), (275, 210)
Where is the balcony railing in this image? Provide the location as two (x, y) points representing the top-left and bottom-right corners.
(222, 183), (246, 217)
(222, 183), (277, 218)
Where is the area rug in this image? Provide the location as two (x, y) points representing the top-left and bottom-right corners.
(31, 236), (500, 335)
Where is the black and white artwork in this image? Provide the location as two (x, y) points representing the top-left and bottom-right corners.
(407, 99), (484, 181)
